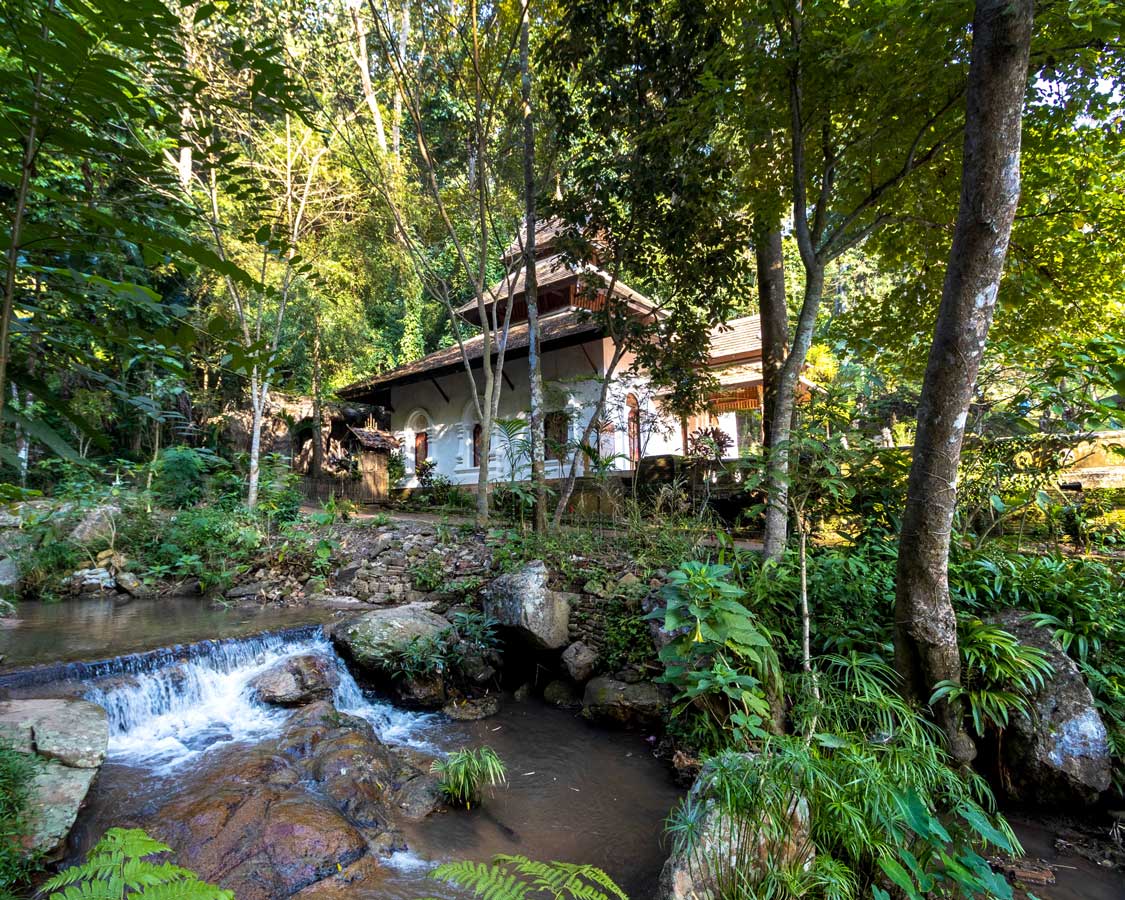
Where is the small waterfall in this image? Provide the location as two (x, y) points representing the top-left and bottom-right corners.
(82, 629), (439, 770)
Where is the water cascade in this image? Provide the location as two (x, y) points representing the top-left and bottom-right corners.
(82, 627), (438, 770)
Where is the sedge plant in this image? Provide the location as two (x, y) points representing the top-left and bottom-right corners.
(431, 746), (507, 809)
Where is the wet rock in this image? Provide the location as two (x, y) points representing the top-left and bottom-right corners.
(457, 647), (498, 684)
(582, 676), (667, 729)
(481, 560), (570, 649)
(543, 680), (581, 709)
(657, 756), (811, 900)
(562, 641), (598, 683)
(443, 695), (500, 720)
(65, 567), (116, 594)
(69, 504), (120, 545)
(0, 699), (108, 859)
(115, 571), (152, 598)
(141, 700), (422, 900)
(513, 682), (533, 702)
(333, 603), (451, 671)
(988, 610), (1112, 805)
(394, 772), (444, 820)
(150, 784), (371, 900)
(251, 654), (340, 707)
(226, 581), (265, 600)
(0, 556), (20, 591)
(0, 698), (108, 768)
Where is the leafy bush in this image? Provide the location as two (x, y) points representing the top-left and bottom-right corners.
(430, 855), (625, 900)
(931, 616), (1054, 737)
(447, 610), (500, 657)
(367, 634), (448, 681)
(151, 446), (210, 509)
(648, 562), (780, 748)
(667, 655), (1019, 900)
(0, 741), (36, 895)
(431, 746), (507, 808)
(41, 827), (232, 900)
(409, 554), (445, 591)
(387, 451), (407, 485)
(600, 600), (655, 672)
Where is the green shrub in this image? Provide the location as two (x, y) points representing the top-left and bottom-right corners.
(409, 554), (445, 591)
(648, 562), (780, 748)
(931, 616), (1054, 737)
(667, 654), (1019, 900)
(600, 600), (655, 672)
(0, 741), (36, 895)
(151, 446), (210, 509)
(366, 634), (448, 681)
(430, 746), (506, 808)
(41, 827), (232, 900)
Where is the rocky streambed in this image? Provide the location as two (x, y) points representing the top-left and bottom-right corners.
(35, 629), (680, 900)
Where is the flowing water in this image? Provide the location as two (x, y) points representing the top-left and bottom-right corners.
(0, 594), (337, 673)
(64, 629), (681, 899)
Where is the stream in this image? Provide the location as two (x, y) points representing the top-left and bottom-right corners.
(60, 629), (680, 899)
(5, 598), (1123, 900)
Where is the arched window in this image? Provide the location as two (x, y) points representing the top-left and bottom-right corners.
(472, 423), (483, 468)
(626, 393), (641, 465)
(414, 430), (429, 470)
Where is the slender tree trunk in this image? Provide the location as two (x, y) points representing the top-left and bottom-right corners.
(754, 218), (788, 450)
(247, 375), (266, 509)
(352, 8), (388, 154)
(762, 265), (823, 559)
(392, 2), (408, 158)
(894, 0), (1033, 766)
(311, 323), (324, 478)
(521, 1), (547, 534)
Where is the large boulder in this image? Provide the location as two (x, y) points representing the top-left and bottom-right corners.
(481, 560), (570, 649)
(69, 504), (120, 545)
(0, 699), (108, 859)
(562, 641), (599, 683)
(251, 654), (340, 707)
(141, 700), (421, 900)
(0, 556), (20, 593)
(333, 603), (451, 671)
(582, 676), (667, 729)
(658, 756), (811, 900)
(988, 610), (1112, 805)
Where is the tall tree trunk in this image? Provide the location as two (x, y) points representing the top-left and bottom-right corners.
(894, 0), (1033, 766)
(754, 217), (788, 450)
(247, 375), (266, 509)
(392, 2), (408, 158)
(351, 7), (388, 154)
(521, 0), (547, 533)
(311, 323), (324, 478)
(762, 265), (823, 560)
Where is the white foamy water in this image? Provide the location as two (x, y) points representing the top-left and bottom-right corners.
(84, 630), (440, 771)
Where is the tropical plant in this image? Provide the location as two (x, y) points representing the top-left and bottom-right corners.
(367, 635), (448, 683)
(40, 827), (232, 900)
(930, 616), (1054, 738)
(667, 654), (1019, 900)
(150, 446), (212, 509)
(648, 562), (780, 747)
(430, 747), (507, 809)
(0, 741), (36, 895)
(428, 855), (627, 900)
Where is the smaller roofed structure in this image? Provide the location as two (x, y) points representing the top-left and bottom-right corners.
(347, 426), (400, 452)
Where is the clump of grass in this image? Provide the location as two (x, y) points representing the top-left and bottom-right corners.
(431, 746), (507, 809)
(0, 740), (38, 895)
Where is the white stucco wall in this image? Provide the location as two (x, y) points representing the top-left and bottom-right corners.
(389, 337), (683, 487)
